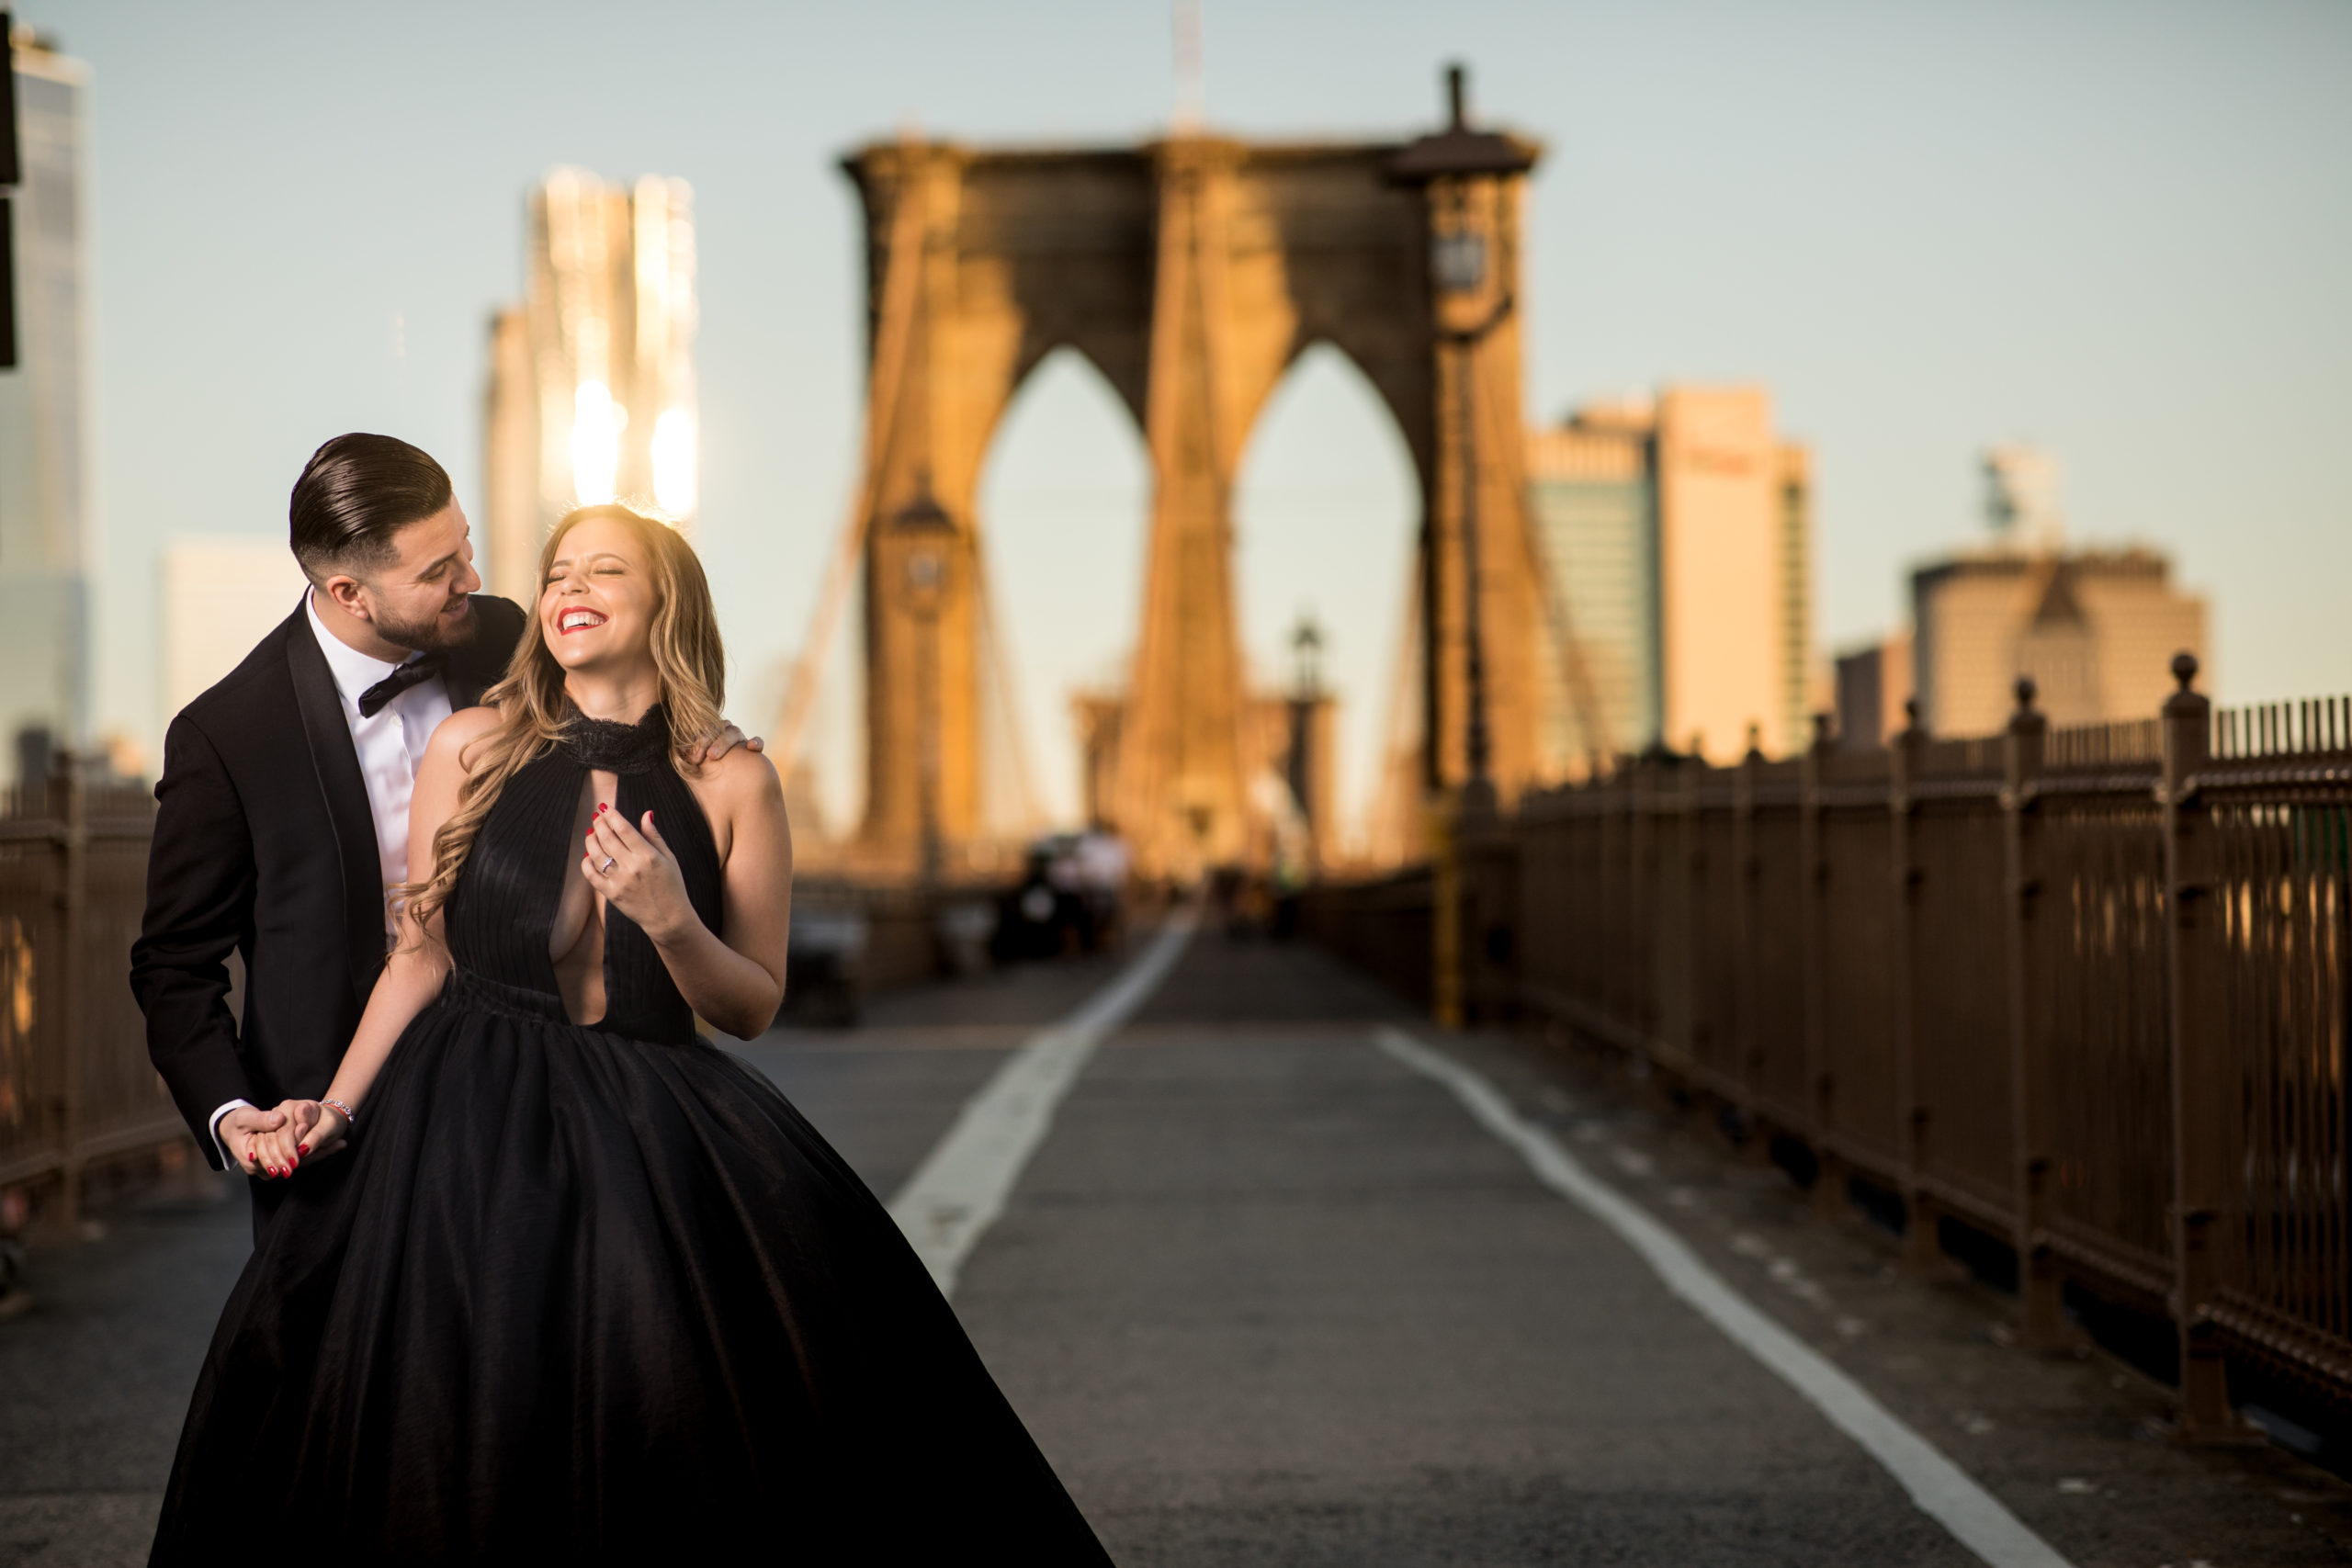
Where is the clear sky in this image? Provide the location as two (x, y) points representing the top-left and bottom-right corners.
(30, 0), (2352, 833)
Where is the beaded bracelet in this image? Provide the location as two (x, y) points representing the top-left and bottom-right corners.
(322, 1097), (358, 1127)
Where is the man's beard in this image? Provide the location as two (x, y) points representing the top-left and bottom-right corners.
(373, 593), (477, 655)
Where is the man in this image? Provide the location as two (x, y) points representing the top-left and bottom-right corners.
(130, 434), (749, 1232)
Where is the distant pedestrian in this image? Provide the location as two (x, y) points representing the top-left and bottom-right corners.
(1075, 824), (1131, 950)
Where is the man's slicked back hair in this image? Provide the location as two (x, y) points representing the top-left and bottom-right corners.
(289, 434), (455, 581)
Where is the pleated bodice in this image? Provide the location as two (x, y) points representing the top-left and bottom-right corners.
(443, 705), (723, 1045)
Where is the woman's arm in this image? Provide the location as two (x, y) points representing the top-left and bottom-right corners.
(250, 707), (500, 1172)
(583, 750), (793, 1039)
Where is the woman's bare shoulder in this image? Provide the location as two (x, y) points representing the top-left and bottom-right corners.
(698, 743), (785, 809)
(426, 706), (504, 770)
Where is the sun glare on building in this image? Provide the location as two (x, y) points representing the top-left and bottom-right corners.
(484, 169), (698, 600)
(570, 380), (624, 505)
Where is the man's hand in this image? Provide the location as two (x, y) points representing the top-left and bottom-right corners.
(220, 1103), (291, 1179)
(700, 724), (763, 764)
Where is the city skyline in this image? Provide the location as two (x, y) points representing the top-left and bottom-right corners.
(20, 0), (2350, 830)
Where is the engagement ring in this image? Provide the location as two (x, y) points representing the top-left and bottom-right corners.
(600, 856), (616, 874)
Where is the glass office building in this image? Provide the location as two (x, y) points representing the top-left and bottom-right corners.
(1526, 411), (1661, 768)
(1525, 388), (1815, 769)
(0, 36), (91, 784)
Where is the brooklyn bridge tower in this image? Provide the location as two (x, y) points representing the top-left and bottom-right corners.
(842, 70), (1548, 879)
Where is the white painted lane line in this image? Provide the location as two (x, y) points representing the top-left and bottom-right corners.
(888, 912), (1198, 1297)
(1373, 1026), (2075, 1568)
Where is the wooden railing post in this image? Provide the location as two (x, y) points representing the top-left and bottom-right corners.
(1802, 714), (1840, 1219)
(54, 752), (88, 1229)
(2003, 678), (2069, 1346)
(1891, 704), (1939, 1269)
(2161, 651), (2238, 1437)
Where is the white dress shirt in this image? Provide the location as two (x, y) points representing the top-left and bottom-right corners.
(209, 592), (453, 1167)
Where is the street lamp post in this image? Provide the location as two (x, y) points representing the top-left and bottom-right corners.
(1389, 63), (1536, 1027)
(894, 483), (955, 886)
(1390, 62), (1534, 810)
(1435, 230), (1509, 814)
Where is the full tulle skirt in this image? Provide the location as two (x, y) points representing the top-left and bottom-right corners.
(150, 989), (1112, 1564)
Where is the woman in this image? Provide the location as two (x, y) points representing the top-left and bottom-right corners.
(152, 505), (1113, 1564)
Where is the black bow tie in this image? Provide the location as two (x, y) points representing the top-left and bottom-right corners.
(357, 652), (447, 717)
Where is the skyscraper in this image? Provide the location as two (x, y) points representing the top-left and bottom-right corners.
(1525, 402), (1660, 768)
(159, 540), (308, 724)
(0, 30), (89, 783)
(1910, 448), (2207, 734)
(482, 169), (697, 605)
(1525, 386), (1815, 765)
(1836, 446), (2210, 741)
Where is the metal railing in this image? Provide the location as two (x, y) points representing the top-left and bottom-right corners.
(1301, 865), (1436, 1013)
(0, 767), (177, 1220)
(1317, 656), (2352, 1431)
(0, 761), (1030, 1218)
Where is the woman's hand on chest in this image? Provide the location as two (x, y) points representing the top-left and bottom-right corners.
(583, 805), (697, 943)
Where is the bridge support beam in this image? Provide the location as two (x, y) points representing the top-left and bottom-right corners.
(852, 141), (985, 871)
(1114, 139), (1256, 881)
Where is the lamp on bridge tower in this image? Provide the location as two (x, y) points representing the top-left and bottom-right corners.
(1391, 62), (1534, 818)
(1284, 615), (1336, 875)
(1290, 615), (1324, 699)
(1389, 62), (1537, 1025)
(894, 479), (956, 886)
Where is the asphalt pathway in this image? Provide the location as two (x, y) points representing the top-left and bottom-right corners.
(6, 932), (2351, 1564)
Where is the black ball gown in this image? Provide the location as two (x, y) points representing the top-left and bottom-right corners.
(151, 709), (1113, 1565)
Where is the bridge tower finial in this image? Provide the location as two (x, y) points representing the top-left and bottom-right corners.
(1172, 0), (1205, 132)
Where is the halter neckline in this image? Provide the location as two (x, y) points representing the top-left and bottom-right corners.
(559, 703), (672, 776)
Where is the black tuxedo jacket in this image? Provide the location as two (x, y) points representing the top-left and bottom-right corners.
(130, 593), (528, 1170)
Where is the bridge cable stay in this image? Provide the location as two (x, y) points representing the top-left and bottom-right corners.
(1473, 342), (1614, 771)
(771, 161), (932, 778)
(971, 547), (1048, 841)
(1363, 552), (1427, 867)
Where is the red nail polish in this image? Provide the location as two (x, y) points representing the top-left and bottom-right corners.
(298, 1145), (310, 1155)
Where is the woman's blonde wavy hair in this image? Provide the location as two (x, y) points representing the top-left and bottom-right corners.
(395, 503), (726, 945)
